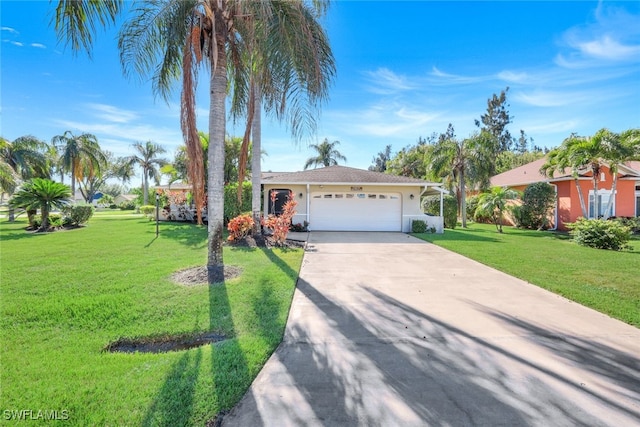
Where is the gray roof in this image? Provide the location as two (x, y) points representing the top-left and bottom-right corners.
(261, 165), (438, 186)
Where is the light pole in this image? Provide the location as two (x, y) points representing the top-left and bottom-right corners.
(155, 192), (159, 237)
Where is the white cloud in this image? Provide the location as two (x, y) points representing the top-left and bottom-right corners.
(558, 4), (640, 66)
(513, 90), (589, 108)
(86, 103), (139, 123)
(577, 35), (640, 61)
(10, 41), (23, 47)
(497, 70), (530, 83)
(31, 43), (46, 49)
(429, 66), (489, 85)
(363, 67), (415, 95)
(1, 26), (18, 34)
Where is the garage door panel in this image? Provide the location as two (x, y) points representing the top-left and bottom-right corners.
(310, 192), (401, 231)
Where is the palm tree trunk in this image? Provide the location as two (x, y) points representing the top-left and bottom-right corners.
(459, 168), (467, 228)
(143, 170), (149, 205)
(593, 174), (599, 218)
(206, 21), (227, 284)
(251, 90), (262, 234)
(603, 170), (617, 219)
(40, 204), (49, 231)
(574, 178), (588, 218)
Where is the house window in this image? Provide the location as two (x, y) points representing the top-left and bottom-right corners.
(588, 190), (615, 218)
(268, 189), (291, 215)
(636, 183), (640, 217)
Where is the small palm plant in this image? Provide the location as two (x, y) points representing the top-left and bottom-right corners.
(9, 178), (71, 231)
(476, 186), (520, 233)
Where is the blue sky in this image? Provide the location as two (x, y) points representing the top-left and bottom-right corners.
(2, 1), (639, 185)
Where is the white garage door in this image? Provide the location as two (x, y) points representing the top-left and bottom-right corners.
(310, 192), (402, 231)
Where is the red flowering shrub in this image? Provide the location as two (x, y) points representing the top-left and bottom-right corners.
(262, 191), (297, 245)
(227, 214), (255, 241)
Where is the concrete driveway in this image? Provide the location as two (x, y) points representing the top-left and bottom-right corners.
(222, 232), (640, 426)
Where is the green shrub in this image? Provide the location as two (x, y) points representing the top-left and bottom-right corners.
(612, 217), (640, 234)
(513, 182), (555, 230)
(139, 205), (156, 219)
(32, 214), (63, 228)
(224, 182), (252, 224)
(62, 205), (94, 226)
(119, 201), (136, 211)
(422, 195), (457, 229)
(466, 195), (479, 222)
(412, 219), (427, 233)
(567, 218), (632, 251)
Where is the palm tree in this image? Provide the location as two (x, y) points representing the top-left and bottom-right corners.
(229, 3), (335, 233)
(56, 0), (335, 284)
(0, 136), (51, 220)
(428, 131), (490, 228)
(476, 186), (520, 233)
(304, 139), (347, 170)
(52, 131), (106, 198)
(540, 128), (637, 219)
(540, 143), (589, 218)
(9, 178), (71, 231)
(600, 128), (639, 218)
(126, 141), (167, 205)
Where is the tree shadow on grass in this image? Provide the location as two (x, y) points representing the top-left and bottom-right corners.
(157, 222), (207, 249)
(142, 348), (202, 427)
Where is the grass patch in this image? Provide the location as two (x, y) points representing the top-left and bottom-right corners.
(414, 223), (640, 328)
(0, 215), (303, 425)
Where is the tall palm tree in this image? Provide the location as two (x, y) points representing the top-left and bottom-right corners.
(126, 141), (167, 205)
(9, 178), (71, 231)
(55, 0), (335, 284)
(600, 128), (639, 218)
(52, 131), (106, 198)
(229, 3), (335, 232)
(428, 132), (490, 228)
(304, 138), (346, 170)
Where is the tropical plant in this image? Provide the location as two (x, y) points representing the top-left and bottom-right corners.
(427, 129), (492, 227)
(126, 141), (167, 205)
(475, 186), (520, 233)
(601, 128), (640, 218)
(304, 138), (347, 169)
(262, 191), (297, 245)
(227, 214), (254, 242)
(541, 128), (638, 220)
(228, 2), (335, 233)
(9, 178), (71, 231)
(55, 0), (335, 283)
(52, 130), (106, 197)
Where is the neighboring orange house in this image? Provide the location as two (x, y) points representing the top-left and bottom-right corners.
(490, 158), (640, 230)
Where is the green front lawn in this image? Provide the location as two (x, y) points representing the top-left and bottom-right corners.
(415, 224), (640, 328)
(1, 215), (303, 425)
